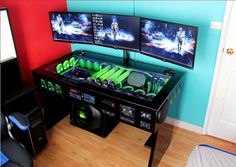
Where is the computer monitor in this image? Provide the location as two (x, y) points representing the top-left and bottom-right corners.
(140, 18), (198, 69)
(49, 12), (93, 44)
(92, 13), (140, 52)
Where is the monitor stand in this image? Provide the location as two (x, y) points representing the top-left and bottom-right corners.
(123, 50), (129, 67)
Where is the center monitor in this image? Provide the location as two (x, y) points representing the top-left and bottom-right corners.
(92, 13), (140, 52)
(140, 18), (198, 69)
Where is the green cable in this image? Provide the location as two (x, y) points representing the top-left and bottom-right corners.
(134, 89), (145, 95)
(147, 81), (152, 93)
(152, 82), (156, 93)
(118, 82), (122, 88)
(147, 93), (156, 97)
(123, 85), (134, 91)
(162, 77), (170, 84)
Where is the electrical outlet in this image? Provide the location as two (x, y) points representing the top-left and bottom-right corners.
(211, 21), (223, 30)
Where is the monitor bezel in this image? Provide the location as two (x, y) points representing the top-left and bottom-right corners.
(140, 17), (198, 69)
(92, 13), (140, 52)
(49, 11), (94, 45)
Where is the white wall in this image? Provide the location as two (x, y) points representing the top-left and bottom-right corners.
(0, 10), (17, 62)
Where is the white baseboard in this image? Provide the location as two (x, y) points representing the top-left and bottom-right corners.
(165, 117), (203, 134)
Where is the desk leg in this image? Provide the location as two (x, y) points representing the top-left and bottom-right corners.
(144, 132), (157, 149)
(146, 123), (173, 167)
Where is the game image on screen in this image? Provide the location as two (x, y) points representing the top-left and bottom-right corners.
(49, 12), (93, 44)
(92, 14), (140, 51)
(141, 18), (198, 69)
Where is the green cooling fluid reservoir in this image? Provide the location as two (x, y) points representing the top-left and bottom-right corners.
(69, 57), (76, 67)
(63, 60), (70, 70)
(93, 62), (100, 71)
(79, 59), (86, 68)
(56, 63), (63, 74)
(86, 60), (93, 70)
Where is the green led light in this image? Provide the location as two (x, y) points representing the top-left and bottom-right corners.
(56, 63), (63, 74)
(91, 66), (111, 79)
(63, 60), (70, 70)
(55, 84), (62, 95)
(47, 81), (54, 92)
(79, 111), (87, 119)
(93, 62), (100, 71)
(86, 60), (93, 70)
(69, 57), (76, 67)
(40, 79), (47, 89)
(79, 59), (86, 68)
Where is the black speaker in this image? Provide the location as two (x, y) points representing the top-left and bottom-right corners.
(70, 101), (119, 138)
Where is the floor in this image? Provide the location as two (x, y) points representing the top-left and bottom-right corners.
(33, 116), (236, 167)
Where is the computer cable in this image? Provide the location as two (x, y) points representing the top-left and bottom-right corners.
(147, 81), (152, 93)
(123, 85), (134, 91)
(134, 89), (146, 95)
(147, 93), (156, 97)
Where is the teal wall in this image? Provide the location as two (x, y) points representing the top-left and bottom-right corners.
(67, 0), (226, 127)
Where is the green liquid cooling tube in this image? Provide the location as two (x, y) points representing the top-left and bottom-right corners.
(113, 70), (131, 85)
(163, 78), (170, 84)
(106, 68), (125, 81)
(91, 66), (111, 79)
(99, 66), (120, 81)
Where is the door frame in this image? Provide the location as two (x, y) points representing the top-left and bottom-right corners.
(203, 1), (234, 134)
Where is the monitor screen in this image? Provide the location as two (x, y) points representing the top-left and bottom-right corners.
(49, 12), (93, 44)
(92, 13), (140, 51)
(141, 18), (198, 69)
